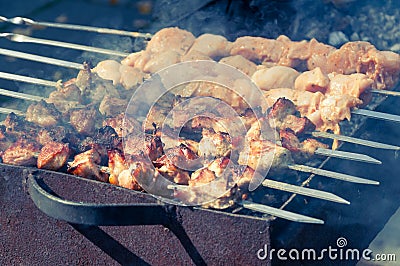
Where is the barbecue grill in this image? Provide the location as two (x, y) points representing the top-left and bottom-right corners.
(1, 1), (399, 265)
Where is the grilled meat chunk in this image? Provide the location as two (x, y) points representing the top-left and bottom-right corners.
(67, 149), (108, 182)
(187, 33), (231, 58)
(179, 157), (254, 209)
(238, 139), (293, 175)
(280, 129), (328, 163)
(103, 113), (141, 138)
(124, 132), (164, 161)
(219, 55), (258, 76)
(47, 80), (83, 113)
(252, 66), (300, 91)
(69, 107), (101, 135)
(198, 129), (232, 160)
(92, 60), (121, 85)
(25, 100), (62, 127)
(154, 154), (191, 185)
(37, 141), (70, 170)
(267, 98), (316, 135)
(163, 144), (201, 170)
(0, 126), (15, 156)
(107, 149), (128, 185)
(99, 96), (128, 117)
(1, 138), (40, 166)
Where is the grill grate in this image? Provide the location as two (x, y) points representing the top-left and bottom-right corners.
(0, 17), (398, 224)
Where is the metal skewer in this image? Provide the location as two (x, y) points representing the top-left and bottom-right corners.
(0, 16), (153, 39)
(167, 184), (326, 223)
(0, 48), (83, 70)
(241, 200), (324, 224)
(0, 33), (130, 57)
(0, 107), (25, 116)
(168, 181), (349, 204)
(312, 131), (400, 150)
(314, 147), (381, 164)
(352, 109), (400, 123)
(0, 71), (59, 87)
(0, 88), (44, 101)
(262, 179), (349, 204)
(370, 89), (400, 97)
(288, 164), (379, 185)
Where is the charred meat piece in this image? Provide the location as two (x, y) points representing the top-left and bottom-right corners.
(25, 100), (62, 127)
(238, 139), (293, 175)
(267, 97), (316, 135)
(163, 144), (201, 170)
(153, 154), (190, 185)
(47, 81), (83, 113)
(198, 129), (232, 160)
(99, 95), (128, 117)
(37, 141), (70, 170)
(78, 126), (122, 162)
(124, 131), (164, 161)
(108, 149), (128, 185)
(118, 154), (155, 191)
(67, 149), (108, 182)
(103, 113), (141, 138)
(252, 65), (300, 91)
(0, 125), (15, 156)
(279, 129), (328, 163)
(3, 112), (40, 139)
(1, 138), (40, 166)
(37, 125), (78, 147)
(69, 107), (101, 135)
(185, 157), (253, 209)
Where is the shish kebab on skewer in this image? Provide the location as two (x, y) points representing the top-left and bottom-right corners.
(0, 25), (400, 136)
(0, 25), (398, 221)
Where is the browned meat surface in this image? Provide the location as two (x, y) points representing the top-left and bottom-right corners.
(47, 81), (83, 113)
(75, 62), (92, 92)
(37, 126), (71, 146)
(1, 138), (40, 166)
(103, 113), (141, 138)
(0, 126), (15, 155)
(163, 144), (201, 170)
(238, 139), (293, 175)
(153, 154), (190, 185)
(25, 100), (62, 127)
(37, 141), (70, 170)
(267, 97), (316, 135)
(99, 95), (128, 117)
(124, 132), (164, 161)
(185, 157), (252, 209)
(280, 129), (328, 163)
(198, 129), (232, 160)
(67, 149), (108, 182)
(69, 107), (100, 135)
(119, 155), (151, 191)
(107, 149), (128, 185)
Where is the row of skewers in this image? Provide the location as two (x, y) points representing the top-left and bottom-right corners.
(0, 17), (400, 223)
